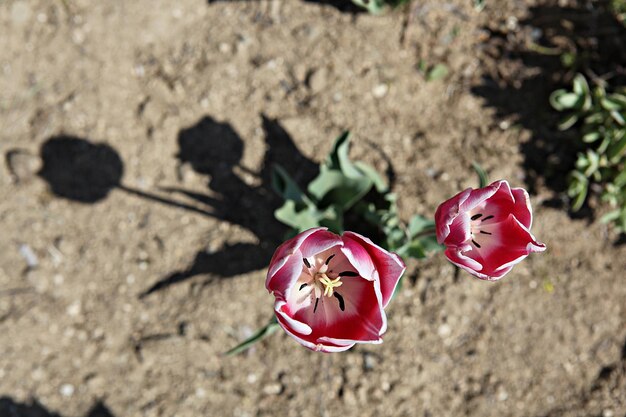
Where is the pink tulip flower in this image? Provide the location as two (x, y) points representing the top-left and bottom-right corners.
(266, 227), (405, 352)
(435, 180), (546, 281)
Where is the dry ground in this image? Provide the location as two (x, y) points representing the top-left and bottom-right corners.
(1, 0), (625, 416)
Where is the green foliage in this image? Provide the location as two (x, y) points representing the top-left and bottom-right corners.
(612, 0), (626, 26)
(224, 317), (279, 356)
(351, 0), (411, 14)
(273, 131), (443, 259)
(550, 73), (626, 232)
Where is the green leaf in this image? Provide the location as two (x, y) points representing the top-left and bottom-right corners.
(418, 235), (444, 253)
(407, 214), (435, 237)
(426, 64), (449, 82)
(607, 129), (626, 162)
(558, 113), (579, 131)
(582, 131), (601, 143)
(558, 92), (582, 109)
(601, 97), (623, 111)
(224, 318), (279, 356)
(600, 209), (622, 224)
(471, 161), (489, 188)
(610, 110), (625, 125)
(272, 165), (307, 203)
(568, 171), (589, 211)
(274, 201), (323, 231)
(573, 74), (590, 97)
(354, 161), (388, 192)
(307, 170), (373, 211)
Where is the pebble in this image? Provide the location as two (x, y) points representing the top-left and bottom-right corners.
(5, 149), (42, 183)
(60, 383), (75, 397)
(307, 68), (327, 92)
(363, 353), (377, 371)
(262, 383), (283, 395)
(372, 83), (388, 98)
(438, 323), (452, 338)
(66, 301), (81, 317)
(19, 244), (39, 269)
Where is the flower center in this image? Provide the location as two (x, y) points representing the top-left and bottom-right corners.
(299, 254), (354, 313)
(315, 272), (343, 297)
(469, 212), (495, 249)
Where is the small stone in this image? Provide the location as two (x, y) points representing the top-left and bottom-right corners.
(363, 353), (377, 371)
(60, 383), (75, 397)
(497, 388), (508, 401)
(5, 149), (42, 183)
(263, 383), (283, 395)
(247, 373), (258, 384)
(372, 83), (388, 98)
(602, 409), (614, 417)
(307, 68), (327, 92)
(195, 387), (206, 398)
(66, 301), (81, 317)
(438, 323), (451, 338)
(19, 244), (39, 269)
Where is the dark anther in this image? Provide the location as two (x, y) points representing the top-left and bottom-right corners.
(340, 271), (359, 277)
(481, 215), (494, 222)
(472, 239), (481, 248)
(299, 283), (308, 291)
(313, 297), (320, 313)
(303, 258), (311, 268)
(480, 231), (492, 235)
(471, 213), (483, 220)
(334, 292), (345, 311)
(325, 254), (336, 265)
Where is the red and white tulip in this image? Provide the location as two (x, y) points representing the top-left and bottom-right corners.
(435, 180), (546, 281)
(266, 228), (405, 352)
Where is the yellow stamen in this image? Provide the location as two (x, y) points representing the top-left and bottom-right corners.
(318, 274), (343, 297)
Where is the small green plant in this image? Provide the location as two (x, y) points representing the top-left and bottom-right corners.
(272, 132), (440, 258)
(351, 0), (411, 14)
(550, 74), (626, 232)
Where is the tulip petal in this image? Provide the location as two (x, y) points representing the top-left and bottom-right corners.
(510, 187), (533, 228)
(343, 232), (405, 307)
(275, 300), (312, 335)
(451, 214), (546, 280)
(444, 212), (472, 247)
(340, 236), (376, 280)
(266, 249), (307, 298)
(266, 227), (326, 289)
(299, 229), (343, 259)
(292, 275), (386, 344)
(435, 188), (471, 243)
(459, 181), (501, 213)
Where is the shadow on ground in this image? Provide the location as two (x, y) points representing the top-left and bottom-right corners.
(0, 398), (115, 417)
(472, 1), (626, 218)
(35, 116), (318, 296)
(140, 115), (318, 297)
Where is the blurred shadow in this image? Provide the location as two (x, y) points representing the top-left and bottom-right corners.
(0, 397), (115, 417)
(472, 2), (626, 217)
(140, 114), (318, 297)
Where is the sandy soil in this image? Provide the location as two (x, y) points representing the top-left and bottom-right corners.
(1, 0), (625, 416)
